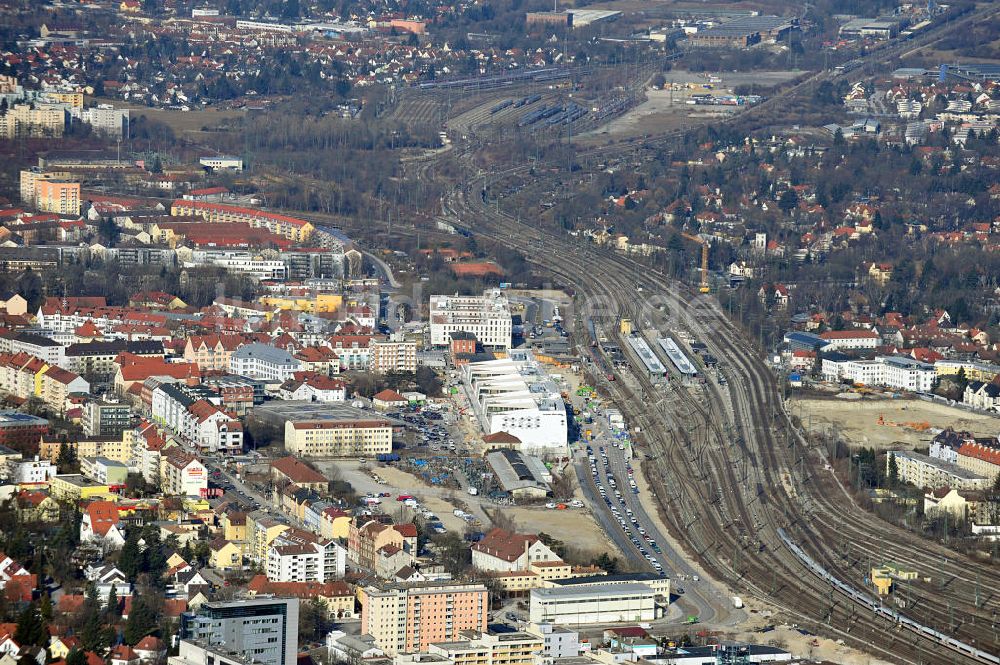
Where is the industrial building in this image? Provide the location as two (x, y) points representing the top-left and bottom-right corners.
(430, 289), (513, 350)
(528, 582), (658, 626)
(687, 15), (796, 48)
(486, 449), (552, 499)
(838, 16), (901, 39)
(461, 350), (568, 455)
(625, 335), (666, 379)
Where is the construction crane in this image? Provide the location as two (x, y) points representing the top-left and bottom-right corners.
(681, 232), (711, 293)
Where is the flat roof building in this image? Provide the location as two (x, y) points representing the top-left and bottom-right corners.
(180, 598), (299, 665)
(430, 290), (512, 350)
(528, 583), (658, 626)
(462, 350), (567, 455)
(361, 582), (489, 655)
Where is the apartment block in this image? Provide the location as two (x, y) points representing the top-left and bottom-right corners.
(369, 339), (418, 374)
(19, 169), (71, 204)
(284, 419), (393, 457)
(170, 200), (313, 242)
(0, 104), (67, 138)
(890, 450), (989, 491)
(361, 582), (489, 655)
(35, 180), (81, 215)
(427, 630), (543, 665)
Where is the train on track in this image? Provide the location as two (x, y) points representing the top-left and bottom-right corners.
(585, 318), (616, 381)
(778, 528), (1000, 665)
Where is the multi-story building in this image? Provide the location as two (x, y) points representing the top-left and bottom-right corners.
(84, 400), (134, 437)
(65, 340), (163, 382)
(471, 528), (561, 573)
(229, 344), (303, 383)
(817, 329), (880, 351)
(265, 529), (347, 583)
(80, 456), (129, 486)
(247, 511), (291, 565)
(427, 630), (543, 665)
(0, 412), (49, 448)
(348, 520), (417, 569)
(956, 442), (1000, 481)
(170, 200), (313, 242)
(361, 582), (489, 655)
(461, 350), (567, 455)
(183, 335), (245, 372)
(80, 105), (129, 137)
(8, 458), (56, 484)
(430, 290), (512, 350)
(369, 339), (418, 374)
(889, 450), (989, 491)
(34, 180), (81, 215)
(0, 104), (67, 138)
(821, 355), (935, 392)
(528, 583), (658, 626)
(19, 169), (71, 204)
(161, 451), (208, 497)
(180, 598), (299, 665)
(169, 640), (256, 665)
(284, 419), (393, 457)
(38, 435), (130, 464)
(524, 622), (579, 659)
(270, 456), (328, 493)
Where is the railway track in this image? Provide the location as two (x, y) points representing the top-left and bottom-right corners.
(398, 5), (1000, 661)
(444, 181), (999, 662)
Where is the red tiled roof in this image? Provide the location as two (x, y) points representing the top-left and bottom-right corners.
(471, 528), (539, 562)
(171, 200), (310, 228)
(820, 330), (879, 340)
(271, 457), (326, 484)
(373, 389), (405, 402)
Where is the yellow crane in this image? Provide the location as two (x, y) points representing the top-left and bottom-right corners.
(681, 232), (711, 293)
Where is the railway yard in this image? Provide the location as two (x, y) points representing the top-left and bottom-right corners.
(392, 3), (1000, 662)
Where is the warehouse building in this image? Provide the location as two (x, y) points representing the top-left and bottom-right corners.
(528, 583), (658, 626)
(687, 15), (796, 48)
(486, 449), (552, 499)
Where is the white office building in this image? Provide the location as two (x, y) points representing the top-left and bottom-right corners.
(462, 350), (567, 454)
(429, 289), (512, 349)
(822, 355), (935, 392)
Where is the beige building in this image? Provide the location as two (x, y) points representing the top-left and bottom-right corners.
(20, 169), (71, 204)
(427, 631), (543, 665)
(361, 582), (489, 655)
(0, 104), (67, 138)
(44, 91), (84, 109)
(35, 180), (81, 215)
(284, 419), (393, 457)
(956, 443), (1000, 481)
(369, 339), (418, 374)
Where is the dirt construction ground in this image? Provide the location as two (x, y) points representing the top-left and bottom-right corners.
(323, 459), (613, 557)
(790, 397), (1000, 450)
